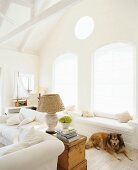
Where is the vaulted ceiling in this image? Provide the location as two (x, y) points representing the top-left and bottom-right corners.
(0, 0), (81, 55)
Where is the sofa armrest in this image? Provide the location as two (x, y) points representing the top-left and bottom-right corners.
(0, 139), (64, 170)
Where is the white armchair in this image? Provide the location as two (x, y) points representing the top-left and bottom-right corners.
(0, 135), (64, 170)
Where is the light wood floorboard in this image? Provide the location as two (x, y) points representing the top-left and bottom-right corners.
(86, 148), (138, 170)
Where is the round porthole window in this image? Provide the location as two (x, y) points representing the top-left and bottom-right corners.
(75, 16), (94, 40)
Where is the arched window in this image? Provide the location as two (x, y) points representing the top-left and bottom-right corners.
(54, 53), (77, 107)
(93, 42), (135, 115)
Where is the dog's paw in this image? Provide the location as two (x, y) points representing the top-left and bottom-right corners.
(129, 158), (133, 161)
(95, 147), (100, 150)
(85, 145), (91, 149)
(117, 157), (122, 161)
(85, 141), (93, 149)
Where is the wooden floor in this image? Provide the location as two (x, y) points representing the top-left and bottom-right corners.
(86, 148), (138, 170)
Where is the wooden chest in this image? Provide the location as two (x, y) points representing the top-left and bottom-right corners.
(57, 135), (87, 170)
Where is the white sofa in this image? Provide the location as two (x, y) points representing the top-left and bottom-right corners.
(0, 134), (64, 170)
(73, 112), (138, 149)
(0, 108), (65, 170)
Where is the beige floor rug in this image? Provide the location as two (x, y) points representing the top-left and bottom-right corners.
(86, 148), (138, 170)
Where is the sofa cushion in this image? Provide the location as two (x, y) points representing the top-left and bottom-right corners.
(0, 124), (10, 135)
(0, 128), (47, 156)
(6, 115), (21, 126)
(1, 126), (19, 144)
(0, 121), (41, 144)
(75, 117), (134, 133)
(20, 108), (46, 123)
(1, 128), (45, 156)
(94, 112), (118, 119)
(0, 115), (12, 123)
(18, 117), (35, 127)
(20, 108), (36, 120)
(81, 111), (94, 117)
(34, 111), (46, 123)
(18, 127), (45, 145)
(115, 111), (132, 123)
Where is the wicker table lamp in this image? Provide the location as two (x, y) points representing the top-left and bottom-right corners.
(38, 94), (65, 134)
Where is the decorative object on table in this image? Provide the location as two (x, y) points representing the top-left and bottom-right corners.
(38, 94), (65, 134)
(59, 115), (72, 129)
(13, 72), (28, 107)
(57, 127), (78, 142)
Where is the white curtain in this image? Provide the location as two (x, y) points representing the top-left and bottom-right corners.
(13, 72), (34, 99)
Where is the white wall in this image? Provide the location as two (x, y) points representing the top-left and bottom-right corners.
(0, 48), (39, 113)
(39, 0), (138, 117)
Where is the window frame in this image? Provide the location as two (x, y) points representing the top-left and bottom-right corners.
(91, 42), (136, 117)
(53, 53), (78, 107)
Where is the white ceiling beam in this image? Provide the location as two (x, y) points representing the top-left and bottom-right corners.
(0, 12), (15, 24)
(30, 3), (35, 19)
(0, 0), (10, 26)
(0, 44), (37, 55)
(11, 0), (33, 8)
(18, 28), (33, 51)
(18, 0), (46, 51)
(0, 0), (82, 44)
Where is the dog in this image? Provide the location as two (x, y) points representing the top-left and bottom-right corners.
(85, 132), (132, 161)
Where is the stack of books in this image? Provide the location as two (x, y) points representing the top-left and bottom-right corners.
(57, 128), (79, 142)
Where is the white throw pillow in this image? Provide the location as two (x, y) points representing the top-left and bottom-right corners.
(20, 109), (46, 123)
(18, 116), (35, 127)
(81, 111), (94, 117)
(19, 108), (36, 120)
(35, 111), (46, 123)
(0, 115), (12, 123)
(94, 112), (117, 120)
(18, 127), (45, 145)
(6, 115), (21, 125)
(0, 128), (45, 156)
(19, 112), (24, 121)
(115, 111), (132, 123)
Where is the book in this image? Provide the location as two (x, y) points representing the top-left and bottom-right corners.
(57, 134), (79, 142)
(57, 130), (77, 136)
(57, 128), (76, 135)
(57, 132), (77, 139)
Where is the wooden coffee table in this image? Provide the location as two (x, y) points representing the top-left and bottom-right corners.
(57, 135), (87, 170)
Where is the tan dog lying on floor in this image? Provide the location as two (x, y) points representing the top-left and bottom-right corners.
(86, 132), (132, 161)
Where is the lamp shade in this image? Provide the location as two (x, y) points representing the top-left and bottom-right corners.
(38, 94), (65, 114)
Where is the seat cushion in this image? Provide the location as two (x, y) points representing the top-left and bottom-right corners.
(1, 126), (19, 144)
(20, 108), (46, 124)
(94, 112), (118, 119)
(0, 124), (10, 135)
(75, 116), (134, 133)
(0, 121), (41, 144)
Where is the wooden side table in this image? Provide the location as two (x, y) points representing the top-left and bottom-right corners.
(57, 135), (87, 170)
